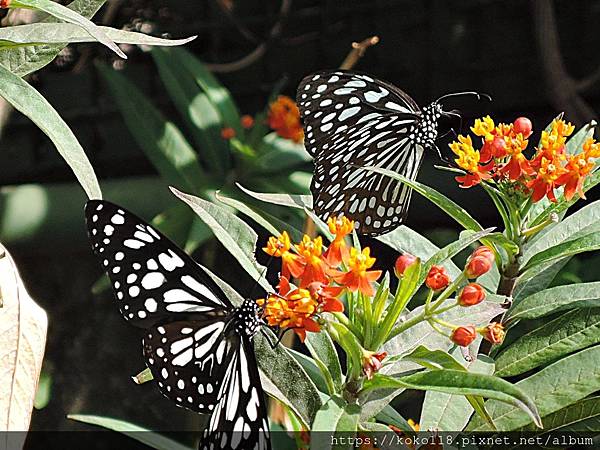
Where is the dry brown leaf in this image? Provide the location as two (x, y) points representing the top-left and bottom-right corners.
(0, 242), (47, 438)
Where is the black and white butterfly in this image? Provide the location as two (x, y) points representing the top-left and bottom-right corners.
(297, 70), (475, 236)
(85, 200), (270, 450)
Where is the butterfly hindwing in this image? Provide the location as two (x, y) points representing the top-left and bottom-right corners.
(143, 318), (236, 413)
(85, 200), (232, 327)
(200, 336), (270, 450)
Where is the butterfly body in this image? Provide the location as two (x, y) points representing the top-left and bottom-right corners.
(297, 70), (446, 236)
(85, 200), (270, 450)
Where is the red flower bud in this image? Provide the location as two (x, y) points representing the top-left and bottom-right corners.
(451, 326), (477, 347)
(0, 0), (10, 8)
(394, 253), (417, 277)
(513, 117), (533, 138)
(465, 256), (492, 278)
(457, 283), (486, 306)
(471, 245), (495, 263)
(241, 114), (255, 129)
(425, 265), (450, 291)
(362, 351), (387, 380)
(220, 127), (236, 140)
(481, 322), (505, 345)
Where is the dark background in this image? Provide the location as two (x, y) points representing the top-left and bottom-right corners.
(1, 0), (599, 445)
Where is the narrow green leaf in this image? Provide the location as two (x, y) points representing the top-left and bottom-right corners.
(0, 64), (100, 199)
(507, 282), (600, 321)
(169, 47), (242, 134)
(288, 348), (329, 394)
(312, 397), (360, 450)
(364, 370), (541, 428)
(253, 133), (312, 172)
(524, 200), (600, 265)
(12, 0), (126, 58)
(0, 23), (195, 47)
(363, 167), (484, 232)
(512, 257), (570, 302)
(376, 225), (462, 280)
(98, 63), (207, 194)
(521, 231), (600, 273)
(0, 0), (105, 77)
(170, 188), (270, 291)
(305, 331), (344, 393)
(496, 308), (600, 377)
(420, 355), (495, 432)
(517, 396), (600, 432)
(67, 415), (193, 450)
(468, 345), (600, 431)
(237, 183), (313, 209)
(152, 47), (229, 175)
(374, 405), (414, 433)
(402, 345), (466, 371)
(215, 192), (304, 242)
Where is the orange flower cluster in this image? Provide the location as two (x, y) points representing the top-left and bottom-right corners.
(267, 95), (304, 143)
(450, 116), (600, 202)
(259, 216), (382, 340)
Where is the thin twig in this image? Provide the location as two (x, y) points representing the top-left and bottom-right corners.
(339, 35), (380, 70)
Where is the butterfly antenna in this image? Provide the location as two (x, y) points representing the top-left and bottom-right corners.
(436, 91), (492, 103)
(261, 326), (298, 349)
(247, 255), (274, 304)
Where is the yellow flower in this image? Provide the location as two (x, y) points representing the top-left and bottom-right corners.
(471, 115), (495, 140)
(263, 231), (291, 257)
(327, 216), (354, 237)
(450, 135), (480, 173)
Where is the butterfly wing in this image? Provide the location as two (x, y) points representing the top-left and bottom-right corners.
(297, 71), (428, 235)
(143, 318), (236, 413)
(85, 200), (232, 327)
(199, 336), (270, 450)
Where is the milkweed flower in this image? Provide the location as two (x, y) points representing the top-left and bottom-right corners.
(362, 350), (387, 380)
(263, 231), (305, 280)
(450, 135), (493, 187)
(425, 265), (450, 291)
(295, 235), (329, 287)
(267, 95), (304, 142)
(451, 326), (477, 347)
(323, 216), (354, 266)
(330, 247), (382, 296)
(480, 322), (505, 345)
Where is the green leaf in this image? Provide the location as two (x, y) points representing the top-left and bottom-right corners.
(468, 345), (600, 431)
(67, 415), (193, 450)
(215, 192), (304, 242)
(363, 167), (483, 232)
(0, 23), (196, 47)
(402, 345), (466, 371)
(0, 63), (100, 199)
(512, 257), (570, 301)
(0, 0), (105, 77)
(517, 396), (600, 432)
(152, 48), (229, 175)
(420, 355), (495, 432)
(98, 63), (207, 194)
(169, 47), (242, 134)
(376, 225), (462, 280)
(170, 188), (271, 291)
(253, 133), (312, 172)
(288, 348), (329, 394)
(373, 404), (414, 433)
(507, 282), (600, 321)
(524, 200), (600, 265)
(419, 228), (494, 286)
(237, 183), (313, 209)
(521, 231), (600, 273)
(312, 396), (361, 450)
(12, 0), (126, 58)
(496, 308), (600, 377)
(305, 331), (344, 394)
(364, 370), (541, 428)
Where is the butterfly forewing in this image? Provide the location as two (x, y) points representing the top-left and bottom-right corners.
(143, 318), (236, 413)
(200, 337), (270, 450)
(297, 70), (440, 236)
(85, 200), (232, 327)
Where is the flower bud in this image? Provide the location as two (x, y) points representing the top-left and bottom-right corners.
(451, 326), (477, 347)
(241, 114), (254, 129)
(458, 283), (486, 306)
(425, 265), (451, 291)
(465, 246), (494, 278)
(471, 245), (495, 263)
(0, 0), (10, 8)
(362, 351), (387, 380)
(513, 117), (533, 138)
(394, 253), (417, 277)
(481, 322), (505, 345)
(220, 127), (236, 140)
